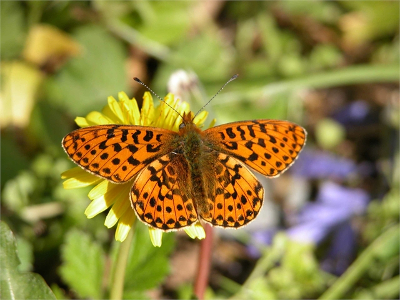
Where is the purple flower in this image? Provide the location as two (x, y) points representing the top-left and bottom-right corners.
(286, 181), (369, 244)
(247, 229), (276, 258)
(291, 149), (356, 180)
(321, 222), (356, 275)
(333, 100), (370, 126)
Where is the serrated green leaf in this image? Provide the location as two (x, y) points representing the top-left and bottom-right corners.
(59, 229), (105, 299)
(0, 221), (56, 300)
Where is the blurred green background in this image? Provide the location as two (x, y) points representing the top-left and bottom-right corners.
(1, 1), (399, 299)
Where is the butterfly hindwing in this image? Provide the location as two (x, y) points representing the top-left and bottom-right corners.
(204, 120), (306, 177)
(130, 153), (199, 231)
(199, 153), (264, 228)
(62, 125), (177, 183)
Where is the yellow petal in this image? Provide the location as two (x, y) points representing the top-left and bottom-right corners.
(23, 24), (80, 66)
(85, 111), (113, 125)
(207, 118), (216, 129)
(118, 91), (130, 102)
(176, 100), (190, 116)
(153, 103), (170, 129)
(184, 222), (206, 240)
(85, 195), (112, 218)
(124, 99), (140, 125)
(115, 223), (130, 242)
(193, 110), (208, 127)
(153, 94), (186, 131)
(75, 117), (90, 128)
(118, 92), (141, 125)
(88, 180), (112, 200)
(1, 61), (44, 128)
(173, 102), (190, 131)
(61, 166), (86, 179)
(140, 92), (155, 126)
(85, 181), (122, 218)
(148, 227), (163, 247)
(102, 96), (124, 124)
(61, 167), (102, 189)
(104, 184), (131, 228)
(115, 209), (136, 242)
(105, 209), (119, 228)
(164, 95), (181, 131)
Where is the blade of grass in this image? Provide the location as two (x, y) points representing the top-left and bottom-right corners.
(319, 225), (399, 300)
(214, 64), (399, 106)
(106, 19), (171, 62)
(262, 64), (399, 97)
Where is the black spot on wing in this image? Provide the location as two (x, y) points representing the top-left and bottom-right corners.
(237, 126), (246, 140)
(143, 130), (153, 142)
(226, 127), (236, 138)
(247, 125), (256, 138)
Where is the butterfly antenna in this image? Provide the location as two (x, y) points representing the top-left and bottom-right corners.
(133, 77), (183, 118)
(193, 74), (238, 120)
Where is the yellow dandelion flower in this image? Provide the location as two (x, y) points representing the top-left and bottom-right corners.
(61, 91), (207, 246)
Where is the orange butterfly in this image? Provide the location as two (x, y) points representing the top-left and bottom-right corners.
(62, 79), (306, 231)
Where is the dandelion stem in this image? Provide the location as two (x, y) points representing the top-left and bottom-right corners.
(194, 223), (213, 300)
(110, 228), (134, 300)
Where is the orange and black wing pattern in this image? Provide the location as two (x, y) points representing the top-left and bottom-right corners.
(130, 153), (198, 231)
(204, 120), (306, 177)
(62, 125), (177, 183)
(200, 153), (264, 228)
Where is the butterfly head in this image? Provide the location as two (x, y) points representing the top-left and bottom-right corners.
(178, 111), (203, 136)
(179, 111), (195, 129)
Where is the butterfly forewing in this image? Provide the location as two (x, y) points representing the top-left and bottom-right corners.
(130, 153), (198, 231)
(204, 120), (306, 177)
(62, 125), (177, 183)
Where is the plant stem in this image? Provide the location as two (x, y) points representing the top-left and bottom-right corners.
(194, 223), (213, 300)
(109, 228), (135, 300)
(106, 19), (170, 62)
(229, 241), (280, 299)
(319, 225), (399, 300)
(261, 64), (399, 97)
(215, 64), (399, 106)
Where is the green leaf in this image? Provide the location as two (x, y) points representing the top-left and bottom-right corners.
(320, 225), (400, 300)
(45, 25), (128, 116)
(0, 134), (30, 186)
(16, 236), (34, 272)
(59, 229), (105, 299)
(0, 1), (26, 59)
(2, 170), (38, 213)
(29, 100), (72, 154)
(110, 224), (175, 296)
(136, 2), (192, 45)
(0, 221), (56, 300)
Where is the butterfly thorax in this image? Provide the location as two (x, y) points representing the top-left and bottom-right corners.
(177, 112), (215, 215)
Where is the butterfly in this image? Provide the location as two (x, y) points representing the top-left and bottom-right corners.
(62, 110), (306, 231)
